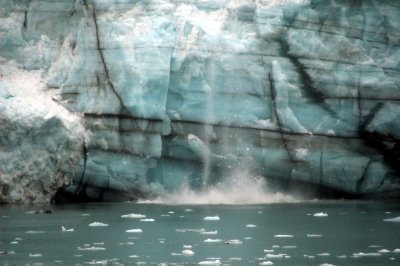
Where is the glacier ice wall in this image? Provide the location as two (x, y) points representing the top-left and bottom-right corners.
(1, 0), (400, 202)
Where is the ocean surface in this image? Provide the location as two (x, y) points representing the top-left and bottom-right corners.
(1, 201), (400, 265)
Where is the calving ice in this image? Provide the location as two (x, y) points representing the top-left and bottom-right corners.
(0, 0), (400, 203)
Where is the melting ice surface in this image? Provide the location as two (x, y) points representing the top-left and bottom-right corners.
(1, 201), (400, 265)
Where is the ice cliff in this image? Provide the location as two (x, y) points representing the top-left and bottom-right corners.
(1, 0), (399, 203)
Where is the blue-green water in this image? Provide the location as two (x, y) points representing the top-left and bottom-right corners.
(1, 201), (400, 265)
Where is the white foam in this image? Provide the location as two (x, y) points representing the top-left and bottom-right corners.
(182, 249), (195, 256)
(317, 253), (330, 256)
(230, 257), (242, 261)
(313, 212), (328, 217)
(203, 216), (220, 221)
(274, 235), (293, 238)
(337, 255), (347, 259)
(184, 209), (194, 212)
(319, 264), (335, 266)
(378, 249), (391, 253)
(198, 260), (221, 265)
(246, 224), (257, 228)
(129, 255), (139, 258)
(244, 237), (252, 240)
(126, 229), (143, 233)
(140, 218), (155, 222)
(81, 213), (91, 216)
(204, 239), (222, 243)
(283, 246), (296, 249)
(10, 241), (18, 244)
(121, 214), (146, 219)
(383, 217), (400, 222)
(264, 249), (274, 253)
(393, 249), (400, 253)
(88, 222), (109, 227)
(139, 171), (296, 204)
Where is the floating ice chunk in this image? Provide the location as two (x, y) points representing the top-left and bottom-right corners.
(283, 246), (296, 249)
(385, 212), (392, 214)
(266, 254), (286, 259)
(198, 260), (221, 265)
(259, 262), (274, 265)
(352, 252), (381, 257)
(319, 264), (335, 266)
(81, 213), (90, 216)
(29, 253), (42, 257)
(10, 241), (18, 244)
(183, 245), (192, 249)
(140, 218), (155, 222)
(201, 231), (218, 235)
(274, 235), (293, 238)
(337, 255), (347, 259)
(225, 239), (243, 245)
(304, 255), (315, 259)
(393, 249), (400, 253)
(244, 237), (252, 240)
(246, 224), (257, 228)
(88, 222), (109, 227)
(203, 216), (220, 221)
(61, 226), (74, 232)
(368, 245), (383, 248)
(317, 253), (330, 256)
(378, 249), (391, 253)
(313, 212), (328, 217)
(383, 217), (400, 222)
(204, 239), (222, 243)
(230, 257), (242, 261)
(119, 241), (134, 245)
(25, 211), (36, 214)
(264, 249), (274, 253)
(171, 252), (182, 256)
(25, 231), (44, 234)
(307, 234), (322, 237)
(126, 229), (143, 233)
(272, 245), (280, 248)
(182, 249), (195, 256)
(121, 214), (146, 219)
(177, 228), (206, 233)
(15, 237), (22, 241)
(184, 209), (194, 212)
(77, 246), (106, 251)
(168, 211), (175, 214)
(129, 255), (139, 258)
(93, 242), (104, 245)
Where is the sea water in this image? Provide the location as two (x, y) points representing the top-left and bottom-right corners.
(1, 201), (400, 265)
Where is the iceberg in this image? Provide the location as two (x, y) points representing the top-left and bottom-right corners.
(1, 0), (400, 203)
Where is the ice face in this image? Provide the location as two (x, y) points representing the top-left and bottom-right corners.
(1, 0), (400, 203)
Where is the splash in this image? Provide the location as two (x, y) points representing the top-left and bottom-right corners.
(139, 169), (296, 205)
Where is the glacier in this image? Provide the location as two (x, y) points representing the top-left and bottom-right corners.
(0, 0), (399, 203)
